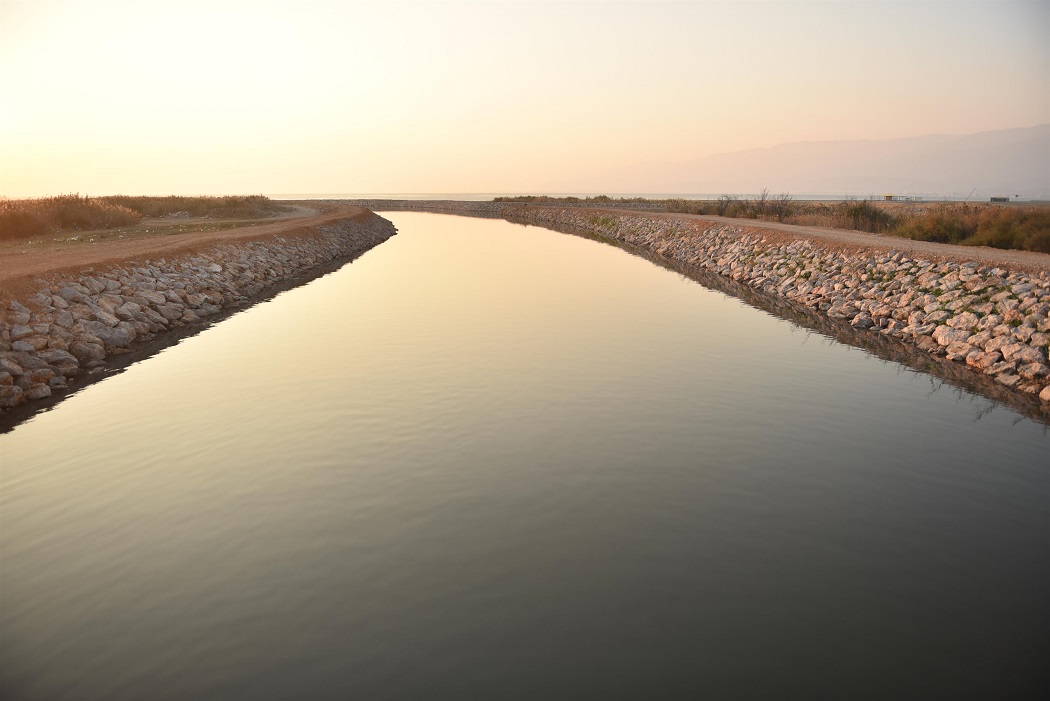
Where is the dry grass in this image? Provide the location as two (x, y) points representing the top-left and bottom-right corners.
(498, 194), (1050, 253)
(0, 194), (288, 242)
(0, 194), (141, 241)
(100, 194), (286, 219)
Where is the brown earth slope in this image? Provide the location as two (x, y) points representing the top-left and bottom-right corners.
(0, 202), (371, 301)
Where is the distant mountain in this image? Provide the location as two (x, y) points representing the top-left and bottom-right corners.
(572, 124), (1050, 199)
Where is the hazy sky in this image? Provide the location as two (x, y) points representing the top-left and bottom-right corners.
(1, 0), (1047, 197)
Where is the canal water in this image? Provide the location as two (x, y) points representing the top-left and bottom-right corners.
(2, 213), (1047, 699)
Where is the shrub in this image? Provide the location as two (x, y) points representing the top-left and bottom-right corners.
(0, 194), (141, 241)
(0, 194), (285, 242)
(966, 207), (1050, 252)
(838, 200), (897, 233)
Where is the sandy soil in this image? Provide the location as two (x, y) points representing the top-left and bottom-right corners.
(599, 208), (1050, 273)
(0, 202), (370, 301)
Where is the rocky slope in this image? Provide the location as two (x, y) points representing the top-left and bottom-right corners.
(0, 213), (395, 417)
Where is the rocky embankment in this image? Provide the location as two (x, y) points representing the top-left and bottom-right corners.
(349, 200), (509, 216)
(349, 200), (1050, 413)
(521, 208), (1050, 402)
(0, 213), (395, 415)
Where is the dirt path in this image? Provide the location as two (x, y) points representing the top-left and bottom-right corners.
(591, 207), (1050, 273)
(0, 202), (370, 300)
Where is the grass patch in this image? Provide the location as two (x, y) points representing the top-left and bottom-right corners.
(0, 194), (289, 242)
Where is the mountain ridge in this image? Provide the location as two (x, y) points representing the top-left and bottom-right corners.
(563, 124), (1050, 198)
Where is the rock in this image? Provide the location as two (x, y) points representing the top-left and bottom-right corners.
(925, 310), (950, 324)
(851, 314), (875, 330)
(25, 384), (52, 400)
(38, 349), (80, 376)
(68, 303), (95, 321)
(932, 325), (971, 346)
(0, 385), (26, 408)
(9, 352), (48, 370)
(96, 294), (124, 314)
(8, 300), (31, 315)
(946, 342), (973, 361)
(0, 355), (25, 376)
(70, 341), (106, 362)
(10, 325), (34, 340)
(1014, 326), (1035, 342)
(115, 302), (141, 320)
(1001, 343), (1046, 365)
(12, 337), (49, 352)
(984, 336), (1011, 354)
(995, 374), (1021, 388)
(1040, 385), (1050, 402)
(155, 303), (185, 321)
(78, 320), (134, 349)
(54, 310), (75, 328)
(916, 336), (940, 353)
(984, 360), (1017, 376)
(1018, 363), (1049, 381)
(80, 276), (106, 295)
(141, 307), (169, 326)
(968, 351), (1003, 369)
(49, 375), (68, 389)
(947, 312), (979, 330)
(139, 290), (167, 306)
(27, 368), (55, 384)
(56, 286), (84, 302)
(93, 309), (121, 327)
(0, 371), (11, 385)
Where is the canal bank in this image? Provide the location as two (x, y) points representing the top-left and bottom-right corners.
(0, 209), (396, 424)
(347, 200), (1050, 416)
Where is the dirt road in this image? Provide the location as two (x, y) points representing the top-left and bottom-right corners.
(606, 208), (1050, 273)
(0, 202), (371, 300)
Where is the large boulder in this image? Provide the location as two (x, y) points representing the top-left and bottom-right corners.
(77, 320), (134, 349)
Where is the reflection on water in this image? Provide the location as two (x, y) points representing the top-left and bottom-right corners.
(2, 213), (1047, 699)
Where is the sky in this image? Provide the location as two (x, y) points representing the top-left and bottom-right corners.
(1, 0), (1048, 197)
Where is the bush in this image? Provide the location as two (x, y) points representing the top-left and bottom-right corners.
(0, 205), (50, 240)
(0, 194), (285, 242)
(838, 200), (897, 233)
(100, 194), (280, 219)
(968, 207), (1050, 252)
(0, 194), (141, 241)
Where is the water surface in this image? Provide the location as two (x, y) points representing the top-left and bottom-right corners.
(2, 213), (1047, 699)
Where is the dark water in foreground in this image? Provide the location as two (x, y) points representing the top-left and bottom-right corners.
(2, 213), (1047, 699)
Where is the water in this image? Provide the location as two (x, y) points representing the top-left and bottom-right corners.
(1, 213), (1047, 699)
(273, 192), (901, 202)
(272, 192), (1004, 202)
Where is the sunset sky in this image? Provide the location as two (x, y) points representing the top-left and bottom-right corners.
(1, 0), (1047, 198)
